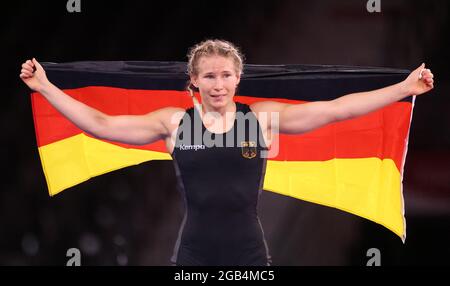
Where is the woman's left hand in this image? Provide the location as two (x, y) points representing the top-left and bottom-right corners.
(403, 63), (434, 96)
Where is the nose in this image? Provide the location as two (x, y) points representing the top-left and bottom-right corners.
(213, 77), (224, 91)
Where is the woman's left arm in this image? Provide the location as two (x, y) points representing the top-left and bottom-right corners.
(329, 63), (433, 121)
(252, 64), (434, 135)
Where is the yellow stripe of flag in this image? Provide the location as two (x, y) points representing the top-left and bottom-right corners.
(38, 134), (171, 196)
(264, 158), (404, 240)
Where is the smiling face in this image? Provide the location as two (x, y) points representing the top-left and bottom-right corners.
(190, 55), (241, 113)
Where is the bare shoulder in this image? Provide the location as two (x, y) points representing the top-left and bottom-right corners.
(157, 106), (185, 118)
(249, 101), (285, 133)
(157, 107), (186, 133)
(250, 100), (289, 114)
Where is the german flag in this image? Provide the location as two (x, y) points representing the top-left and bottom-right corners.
(31, 61), (413, 241)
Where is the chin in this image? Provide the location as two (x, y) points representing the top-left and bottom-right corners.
(209, 99), (229, 108)
(212, 101), (227, 107)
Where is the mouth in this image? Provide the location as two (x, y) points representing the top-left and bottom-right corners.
(210, 94), (227, 100)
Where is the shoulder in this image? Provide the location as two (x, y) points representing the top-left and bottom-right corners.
(158, 106), (186, 114)
(249, 100), (290, 114)
(249, 101), (294, 132)
(156, 107), (186, 132)
(148, 106), (185, 123)
(157, 106), (185, 116)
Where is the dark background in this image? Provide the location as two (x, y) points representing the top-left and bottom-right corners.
(1, 0), (449, 265)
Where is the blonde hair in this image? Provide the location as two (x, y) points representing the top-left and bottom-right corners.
(187, 39), (244, 77)
(186, 39), (244, 108)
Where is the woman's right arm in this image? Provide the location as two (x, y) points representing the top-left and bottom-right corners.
(20, 58), (182, 145)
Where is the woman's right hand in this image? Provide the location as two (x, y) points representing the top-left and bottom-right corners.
(20, 58), (50, 92)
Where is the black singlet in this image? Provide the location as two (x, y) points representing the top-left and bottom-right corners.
(170, 102), (272, 266)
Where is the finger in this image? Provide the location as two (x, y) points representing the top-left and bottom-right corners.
(27, 59), (37, 72)
(23, 61), (34, 69)
(20, 73), (31, 79)
(26, 59), (34, 67)
(21, 67), (32, 74)
(21, 71), (33, 78)
(417, 64), (426, 80)
(22, 63), (33, 73)
(426, 77), (433, 82)
(32, 58), (42, 70)
(419, 68), (424, 80)
(422, 69), (431, 75)
(21, 67), (33, 75)
(25, 60), (36, 73)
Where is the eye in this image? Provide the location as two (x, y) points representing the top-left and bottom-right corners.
(204, 74), (214, 79)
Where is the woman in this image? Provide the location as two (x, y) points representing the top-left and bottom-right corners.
(20, 40), (434, 266)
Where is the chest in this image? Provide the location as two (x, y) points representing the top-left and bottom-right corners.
(166, 108), (271, 155)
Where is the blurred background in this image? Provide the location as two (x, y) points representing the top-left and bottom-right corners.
(1, 0), (449, 265)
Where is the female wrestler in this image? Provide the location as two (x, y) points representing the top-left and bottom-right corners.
(20, 39), (434, 265)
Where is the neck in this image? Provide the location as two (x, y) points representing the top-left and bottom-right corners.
(201, 102), (236, 117)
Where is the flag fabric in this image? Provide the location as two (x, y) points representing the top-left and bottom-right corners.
(31, 61), (413, 241)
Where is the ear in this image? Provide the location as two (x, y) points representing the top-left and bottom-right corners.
(190, 75), (199, 88)
(236, 74), (241, 86)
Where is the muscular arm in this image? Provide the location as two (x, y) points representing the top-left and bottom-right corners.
(21, 58), (183, 145)
(98, 107), (183, 145)
(40, 83), (184, 145)
(251, 64), (434, 135)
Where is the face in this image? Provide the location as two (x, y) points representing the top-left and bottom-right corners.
(191, 55), (241, 111)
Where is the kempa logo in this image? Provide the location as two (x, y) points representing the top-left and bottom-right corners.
(170, 108), (280, 158)
(179, 144), (206, 151)
(66, 0), (81, 13)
